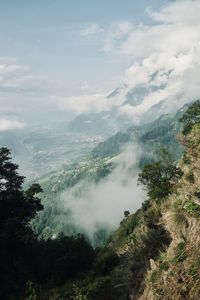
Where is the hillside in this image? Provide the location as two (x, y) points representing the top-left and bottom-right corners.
(139, 123), (200, 300)
(90, 110), (184, 164)
(95, 124), (200, 300)
(33, 109), (184, 242)
(38, 102), (200, 300)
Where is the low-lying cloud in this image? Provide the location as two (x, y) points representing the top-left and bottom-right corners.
(59, 144), (146, 243)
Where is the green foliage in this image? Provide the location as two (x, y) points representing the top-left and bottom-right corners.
(179, 100), (200, 135)
(33, 111), (184, 241)
(128, 224), (171, 298)
(124, 210), (130, 218)
(87, 277), (116, 300)
(183, 200), (200, 217)
(159, 261), (169, 271)
(138, 148), (183, 201)
(0, 148), (95, 299)
(34, 234), (95, 286)
(93, 248), (119, 275)
(71, 284), (89, 300)
(182, 152), (191, 164)
(0, 147), (43, 299)
(143, 205), (161, 228)
(90, 111), (183, 164)
(32, 158), (114, 240)
(109, 211), (141, 249)
(141, 225), (171, 257)
(25, 281), (38, 300)
(173, 242), (187, 263)
(151, 270), (159, 284)
(91, 131), (131, 159)
(187, 258), (200, 280)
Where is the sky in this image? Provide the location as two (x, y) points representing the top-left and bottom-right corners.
(1, 0), (200, 130)
(0, 0), (171, 89)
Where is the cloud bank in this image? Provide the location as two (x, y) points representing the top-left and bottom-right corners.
(59, 144), (146, 243)
(57, 0), (200, 121)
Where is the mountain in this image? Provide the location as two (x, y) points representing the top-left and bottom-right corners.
(32, 107), (186, 243)
(0, 79), (190, 180)
(90, 109), (184, 163)
(68, 108), (132, 138)
(40, 103), (200, 300)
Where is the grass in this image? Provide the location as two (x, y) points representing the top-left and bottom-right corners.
(172, 242), (187, 263)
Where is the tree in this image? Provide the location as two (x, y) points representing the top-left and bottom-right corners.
(138, 148), (183, 201)
(124, 210), (130, 218)
(179, 100), (200, 135)
(0, 147), (43, 238)
(0, 148), (95, 299)
(0, 147), (43, 299)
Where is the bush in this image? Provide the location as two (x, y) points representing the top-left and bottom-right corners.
(93, 248), (119, 275)
(138, 148), (183, 201)
(186, 171), (195, 183)
(34, 234), (95, 286)
(173, 242), (187, 263)
(183, 200), (200, 217)
(180, 100), (200, 135)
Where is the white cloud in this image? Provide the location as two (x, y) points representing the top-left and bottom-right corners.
(53, 93), (111, 114)
(56, 1), (200, 120)
(0, 62), (29, 88)
(80, 24), (103, 37)
(7, 0), (197, 124)
(149, 0), (200, 25)
(0, 119), (25, 131)
(93, 0), (200, 120)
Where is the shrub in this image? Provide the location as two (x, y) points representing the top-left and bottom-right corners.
(183, 200), (200, 217)
(93, 248), (119, 275)
(179, 100), (200, 135)
(138, 148), (183, 201)
(173, 242), (187, 263)
(186, 171), (195, 183)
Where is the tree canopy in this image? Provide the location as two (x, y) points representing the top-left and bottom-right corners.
(179, 100), (200, 135)
(138, 148), (183, 201)
(0, 148), (95, 299)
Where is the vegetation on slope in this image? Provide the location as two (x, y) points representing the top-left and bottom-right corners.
(90, 111), (184, 164)
(2, 101), (199, 299)
(42, 100), (200, 300)
(33, 109), (185, 242)
(31, 157), (115, 240)
(139, 102), (200, 300)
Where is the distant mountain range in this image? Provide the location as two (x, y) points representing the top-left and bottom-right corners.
(0, 78), (190, 180)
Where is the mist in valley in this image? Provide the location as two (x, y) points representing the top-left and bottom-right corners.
(58, 144), (146, 244)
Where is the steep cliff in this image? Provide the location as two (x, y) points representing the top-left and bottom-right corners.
(139, 123), (200, 300)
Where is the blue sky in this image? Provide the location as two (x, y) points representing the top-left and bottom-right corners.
(0, 0), (173, 94)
